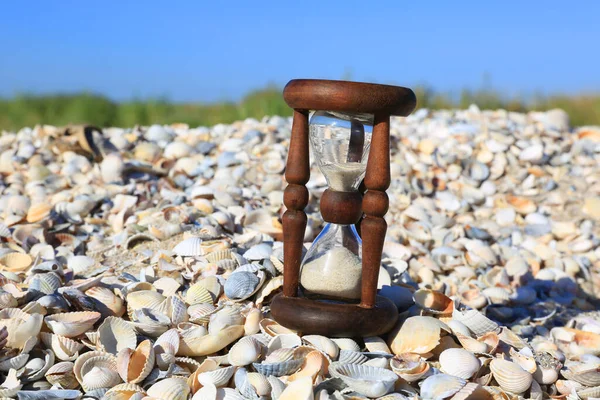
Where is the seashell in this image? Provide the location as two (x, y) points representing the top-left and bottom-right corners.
(459, 288), (488, 309)
(378, 285), (414, 311)
(158, 295), (189, 325)
(452, 307), (500, 337)
(125, 233), (158, 250)
(339, 350), (368, 365)
(562, 363), (600, 386)
(147, 377), (190, 400)
(178, 324), (243, 357)
(329, 361), (398, 398)
(439, 348), (481, 379)
(86, 286), (125, 317)
(228, 336), (263, 366)
(117, 339), (155, 383)
(0, 292), (17, 309)
(97, 316), (137, 354)
(267, 333), (303, 353)
(388, 316), (450, 355)
(390, 353), (431, 382)
(197, 365), (235, 387)
(45, 361), (79, 389)
(0, 309), (43, 349)
(304, 335), (340, 359)
(420, 373), (467, 400)
(154, 328), (180, 369)
(414, 289), (454, 315)
(330, 338), (361, 352)
(185, 282), (215, 305)
(208, 306), (245, 334)
(279, 376), (314, 400)
(173, 236), (204, 257)
(243, 307), (262, 336)
(224, 271), (261, 301)
(288, 350), (328, 382)
(26, 203), (52, 223)
(489, 358), (533, 394)
(126, 290), (165, 319)
(105, 383), (147, 399)
(0, 353), (29, 371)
(28, 272), (62, 295)
(188, 303), (217, 325)
(40, 332), (84, 361)
(253, 357), (304, 377)
(482, 287), (511, 305)
(0, 252), (33, 272)
(80, 357), (121, 391)
(0, 369), (22, 398)
(243, 243), (273, 261)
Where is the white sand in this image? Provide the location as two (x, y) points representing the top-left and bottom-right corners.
(320, 162), (366, 192)
(300, 246), (363, 300)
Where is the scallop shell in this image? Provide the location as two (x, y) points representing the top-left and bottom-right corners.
(45, 361), (79, 389)
(185, 283), (215, 305)
(188, 303), (217, 325)
(173, 237), (204, 257)
(26, 203), (52, 223)
(421, 373), (467, 400)
(303, 335), (340, 359)
(339, 350), (368, 365)
(267, 333), (303, 354)
(329, 362), (398, 398)
(126, 290), (165, 319)
(86, 286), (125, 317)
(105, 383), (147, 399)
(40, 332), (84, 361)
(0, 252), (33, 272)
(489, 358), (533, 394)
(414, 289), (454, 315)
(147, 377), (190, 400)
(390, 353), (431, 382)
(29, 272), (62, 295)
(0, 353), (29, 371)
(253, 357), (303, 377)
(81, 357), (121, 391)
(224, 271), (261, 301)
(279, 376), (313, 400)
(117, 339), (155, 383)
(330, 338), (361, 352)
(208, 306), (245, 334)
(452, 307), (500, 337)
(98, 316), (137, 354)
(562, 363), (600, 386)
(439, 348), (481, 379)
(388, 316), (451, 355)
(0, 369), (22, 398)
(228, 336), (263, 366)
(197, 365), (236, 387)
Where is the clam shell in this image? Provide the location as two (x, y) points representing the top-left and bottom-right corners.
(439, 348), (481, 379)
(288, 350), (328, 382)
(279, 376), (313, 400)
(29, 272), (62, 295)
(420, 373), (467, 400)
(197, 365), (235, 387)
(0, 252), (33, 272)
(330, 338), (361, 352)
(126, 290), (165, 319)
(86, 287), (125, 317)
(26, 203), (52, 223)
(45, 361), (79, 389)
(329, 361), (398, 398)
(388, 316), (451, 355)
(188, 303), (217, 325)
(81, 357), (121, 391)
(185, 283), (215, 305)
(452, 307), (500, 337)
(562, 363), (600, 386)
(267, 333), (303, 354)
(117, 339), (155, 383)
(339, 350), (368, 365)
(228, 336), (263, 366)
(489, 358), (533, 394)
(98, 316), (137, 354)
(390, 353), (431, 382)
(224, 271), (261, 301)
(173, 237), (204, 257)
(303, 335), (340, 359)
(243, 307), (262, 336)
(147, 377), (190, 400)
(0, 308), (44, 348)
(40, 332), (84, 361)
(414, 289), (454, 315)
(0, 369), (22, 398)
(253, 357), (303, 377)
(0, 353), (29, 371)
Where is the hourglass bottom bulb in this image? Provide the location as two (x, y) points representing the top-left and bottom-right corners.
(300, 246), (363, 301)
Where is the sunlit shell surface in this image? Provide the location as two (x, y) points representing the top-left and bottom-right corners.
(0, 109), (598, 398)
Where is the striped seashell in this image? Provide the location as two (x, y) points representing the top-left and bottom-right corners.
(40, 332), (84, 361)
(329, 361), (398, 398)
(147, 377), (190, 400)
(117, 339), (155, 384)
(228, 336), (263, 367)
(188, 303), (217, 325)
(98, 316), (137, 355)
(197, 365), (236, 387)
(0, 252), (33, 272)
(45, 361), (79, 389)
(173, 237), (204, 257)
(439, 348), (481, 379)
(489, 358), (533, 394)
(185, 282), (214, 305)
(420, 373), (467, 400)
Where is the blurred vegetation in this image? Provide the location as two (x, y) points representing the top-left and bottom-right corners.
(1, 84), (599, 130)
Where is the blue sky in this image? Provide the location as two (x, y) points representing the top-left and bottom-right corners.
(1, 1), (598, 102)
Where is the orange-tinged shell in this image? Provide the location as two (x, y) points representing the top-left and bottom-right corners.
(117, 339), (155, 383)
(26, 203), (52, 223)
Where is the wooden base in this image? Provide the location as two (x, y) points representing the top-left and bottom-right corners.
(270, 294), (398, 337)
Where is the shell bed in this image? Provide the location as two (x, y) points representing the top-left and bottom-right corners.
(0, 106), (599, 400)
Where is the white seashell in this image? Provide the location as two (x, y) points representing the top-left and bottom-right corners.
(279, 376), (314, 400)
(452, 307), (500, 337)
(173, 236), (204, 257)
(420, 373), (467, 400)
(329, 362), (398, 398)
(117, 339), (155, 383)
(267, 333), (303, 354)
(197, 365), (235, 387)
(44, 311), (100, 338)
(98, 316), (137, 354)
(229, 336), (263, 366)
(243, 243), (273, 261)
(224, 271), (261, 301)
(388, 315), (451, 355)
(439, 348), (481, 379)
(303, 335), (340, 359)
(330, 338), (361, 352)
(147, 377), (190, 400)
(338, 350), (368, 365)
(489, 358), (533, 394)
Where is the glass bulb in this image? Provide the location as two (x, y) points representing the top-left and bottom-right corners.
(309, 111), (373, 192)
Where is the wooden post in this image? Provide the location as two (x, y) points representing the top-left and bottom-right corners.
(360, 112), (390, 308)
(282, 110), (310, 297)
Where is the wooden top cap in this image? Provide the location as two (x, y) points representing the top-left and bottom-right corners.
(283, 79), (417, 117)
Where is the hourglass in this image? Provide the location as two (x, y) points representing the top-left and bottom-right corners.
(271, 79), (416, 336)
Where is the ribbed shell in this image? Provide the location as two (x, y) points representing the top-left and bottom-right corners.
(490, 358), (533, 394)
(328, 362), (398, 398)
(117, 339), (155, 383)
(44, 311), (101, 338)
(439, 348), (481, 379)
(98, 316), (137, 355)
(147, 377), (190, 400)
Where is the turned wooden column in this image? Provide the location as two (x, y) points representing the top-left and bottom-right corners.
(282, 110), (310, 297)
(360, 112), (391, 308)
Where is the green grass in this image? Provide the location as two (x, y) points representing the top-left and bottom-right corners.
(1, 84), (599, 130)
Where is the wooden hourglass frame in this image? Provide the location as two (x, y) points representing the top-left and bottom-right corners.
(270, 79), (416, 337)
